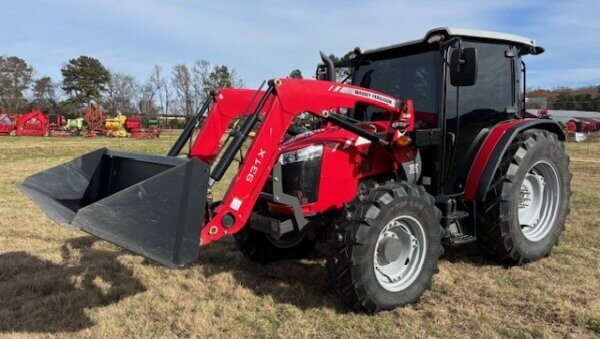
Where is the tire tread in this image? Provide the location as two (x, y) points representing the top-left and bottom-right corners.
(327, 181), (443, 313)
(477, 130), (572, 264)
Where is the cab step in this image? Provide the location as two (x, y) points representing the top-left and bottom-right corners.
(444, 233), (477, 246)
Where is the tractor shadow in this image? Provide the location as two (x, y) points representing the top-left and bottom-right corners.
(195, 240), (347, 312)
(194, 240), (501, 312)
(0, 236), (146, 333)
(441, 243), (498, 266)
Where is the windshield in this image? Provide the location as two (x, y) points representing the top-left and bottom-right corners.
(351, 49), (442, 121)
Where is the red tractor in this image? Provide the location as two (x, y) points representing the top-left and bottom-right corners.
(21, 28), (571, 313)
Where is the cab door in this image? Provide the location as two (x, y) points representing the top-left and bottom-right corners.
(442, 41), (518, 193)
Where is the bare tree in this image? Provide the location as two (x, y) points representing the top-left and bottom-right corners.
(190, 60), (246, 114)
(105, 72), (137, 114)
(150, 65), (171, 116)
(162, 73), (171, 116)
(230, 69), (246, 89)
(192, 59), (210, 111)
(171, 64), (194, 118)
(136, 81), (158, 116)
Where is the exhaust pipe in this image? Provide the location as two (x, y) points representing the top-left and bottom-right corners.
(319, 51), (336, 82)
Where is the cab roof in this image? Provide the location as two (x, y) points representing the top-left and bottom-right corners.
(361, 27), (543, 56)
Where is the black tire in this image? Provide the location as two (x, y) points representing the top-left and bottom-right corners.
(327, 182), (443, 313)
(477, 129), (571, 264)
(234, 226), (316, 263)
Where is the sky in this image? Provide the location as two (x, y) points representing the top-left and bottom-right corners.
(1, 0), (599, 89)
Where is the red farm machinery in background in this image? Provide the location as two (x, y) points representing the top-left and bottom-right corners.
(85, 101), (105, 137)
(47, 114), (70, 137)
(0, 112), (16, 136)
(125, 116), (161, 139)
(15, 109), (49, 136)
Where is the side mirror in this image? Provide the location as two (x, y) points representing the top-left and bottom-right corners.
(450, 47), (478, 86)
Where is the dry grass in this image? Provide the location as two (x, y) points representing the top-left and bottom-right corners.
(0, 133), (598, 338)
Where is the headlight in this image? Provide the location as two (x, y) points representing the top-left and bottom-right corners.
(278, 145), (323, 165)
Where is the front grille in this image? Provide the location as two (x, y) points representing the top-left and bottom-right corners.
(281, 157), (322, 204)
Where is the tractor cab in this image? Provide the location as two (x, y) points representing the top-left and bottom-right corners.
(315, 27), (545, 195)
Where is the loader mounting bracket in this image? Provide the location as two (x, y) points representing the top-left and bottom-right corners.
(272, 163), (309, 230)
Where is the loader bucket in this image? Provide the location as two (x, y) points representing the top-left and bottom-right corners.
(19, 148), (210, 267)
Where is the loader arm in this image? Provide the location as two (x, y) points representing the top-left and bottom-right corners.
(189, 89), (271, 163)
(201, 78), (402, 245)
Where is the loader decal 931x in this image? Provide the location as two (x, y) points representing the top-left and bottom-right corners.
(21, 27), (571, 313)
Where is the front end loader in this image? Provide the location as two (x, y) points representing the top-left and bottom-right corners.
(21, 27), (571, 313)
(20, 150), (210, 266)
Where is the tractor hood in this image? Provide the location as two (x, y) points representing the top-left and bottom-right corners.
(281, 121), (389, 153)
(270, 120), (396, 216)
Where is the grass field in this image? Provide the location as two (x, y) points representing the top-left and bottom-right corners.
(0, 132), (599, 338)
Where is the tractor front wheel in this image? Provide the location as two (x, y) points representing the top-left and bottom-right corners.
(327, 182), (443, 313)
(477, 130), (571, 264)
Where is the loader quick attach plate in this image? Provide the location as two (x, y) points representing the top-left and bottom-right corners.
(19, 148), (210, 268)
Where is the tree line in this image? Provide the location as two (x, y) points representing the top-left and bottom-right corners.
(5, 53), (600, 118)
(0, 55), (245, 118)
(528, 86), (600, 111)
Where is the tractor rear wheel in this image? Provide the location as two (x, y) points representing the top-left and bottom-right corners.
(327, 182), (443, 313)
(477, 130), (571, 264)
(234, 226), (315, 263)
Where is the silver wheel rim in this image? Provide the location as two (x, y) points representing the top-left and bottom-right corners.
(373, 215), (427, 292)
(518, 160), (561, 242)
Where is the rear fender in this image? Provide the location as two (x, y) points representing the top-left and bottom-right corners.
(464, 119), (565, 201)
